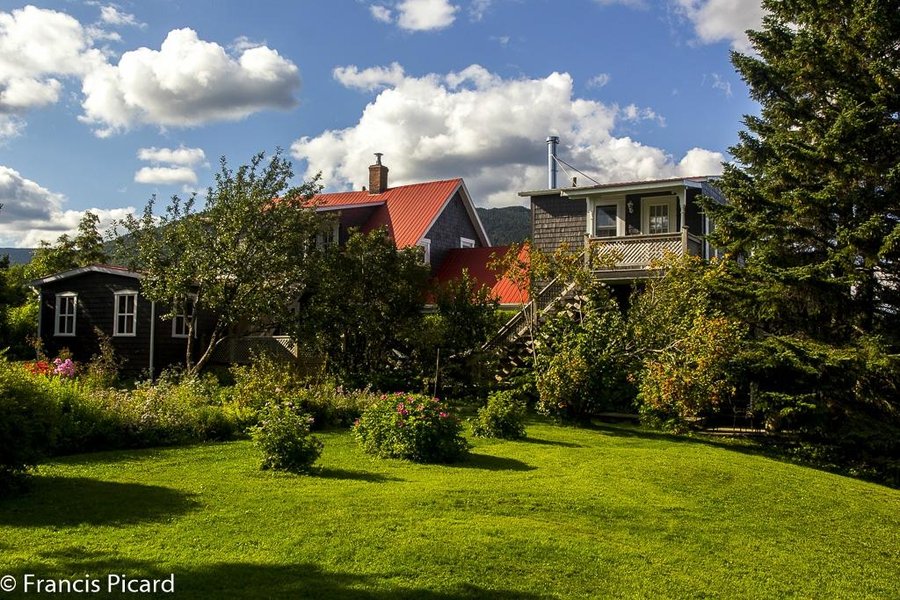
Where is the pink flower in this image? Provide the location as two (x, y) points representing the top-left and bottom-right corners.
(53, 358), (76, 378)
(439, 412), (448, 419)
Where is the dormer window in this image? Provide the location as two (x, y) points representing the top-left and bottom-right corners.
(460, 237), (475, 249)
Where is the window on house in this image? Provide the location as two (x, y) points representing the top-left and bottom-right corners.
(417, 238), (431, 264)
(316, 222), (340, 249)
(595, 205), (617, 237)
(114, 291), (138, 336)
(172, 296), (196, 338)
(460, 237), (475, 249)
(648, 204), (670, 234)
(55, 293), (77, 336)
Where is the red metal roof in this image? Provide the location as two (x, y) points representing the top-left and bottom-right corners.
(432, 245), (530, 306)
(312, 179), (463, 248)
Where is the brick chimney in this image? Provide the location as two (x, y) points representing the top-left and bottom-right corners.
(368, 153), (388, 194)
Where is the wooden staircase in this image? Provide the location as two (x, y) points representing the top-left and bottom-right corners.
(482, 273), (580, 381)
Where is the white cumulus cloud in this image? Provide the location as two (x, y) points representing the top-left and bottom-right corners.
(0, 5), (105, 115)
(674, 0), (765, 53)
(79, 27), (301, 137)
(137, 145), (206, 167)
(292, 64), (723, 208)
(370, 5), (393, 23)
(333, 62), (407, 92)
(99, 5), (145, 28)
(0, 165), (135, 247)
(134, 145), (206, 186)
(134, 166), (198, 185)
(397, 0), (457, 31)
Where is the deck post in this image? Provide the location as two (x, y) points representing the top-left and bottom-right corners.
(681, 226), (689, 255)
(584, 233), (591, 269)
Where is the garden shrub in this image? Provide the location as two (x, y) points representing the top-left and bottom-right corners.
(230, 356), (379, 431)
(535, 290), (635, 422)
(295, 384), (378, 429)
(471, 390), (527, 440)
(0, 357), (60, 483)
(354, 393), (469, 463)
(51, 372), (239, 454)
(637, 313), (745, 432)
(252, 401), (323, 474)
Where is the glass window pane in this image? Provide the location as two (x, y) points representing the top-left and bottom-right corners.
(595, 205), (617, 237)
(649, 204), (669, 234)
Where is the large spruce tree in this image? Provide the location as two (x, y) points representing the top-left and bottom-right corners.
(710, 0), (900, 343)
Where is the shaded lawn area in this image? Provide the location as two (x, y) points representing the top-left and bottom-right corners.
(1, 423), (898, 599)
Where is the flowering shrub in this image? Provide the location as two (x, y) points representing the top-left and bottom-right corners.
(471, 390), (527, 440)
(252, 401), (323, 474)
(353, 393), (468, 463)
(24, 360), (50, 377)
(53, 358), (76, 378)
(0, 357), (60, 482)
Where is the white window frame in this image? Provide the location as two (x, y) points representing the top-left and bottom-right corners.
(316, 222), (340, 250)
(172, 294), (197, 338)
(54, 292), (77, 337)
(113, 290), (138, 337)
(585, 196), (626, 237)
(459, 237), (476, 249)
(417, 238), (431, 264)
(641, 197), (677, 235)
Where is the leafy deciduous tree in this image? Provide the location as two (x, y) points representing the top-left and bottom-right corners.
(117, 151), (323, 374)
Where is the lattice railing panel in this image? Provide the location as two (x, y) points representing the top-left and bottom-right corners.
(590, 233), (695, 270)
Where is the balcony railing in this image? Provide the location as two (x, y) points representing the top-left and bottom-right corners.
(586, 229), (703, 275)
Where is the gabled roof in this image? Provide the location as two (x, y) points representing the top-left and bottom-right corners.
(27, 264), (141, 287)
(312, 178), (490, 248)
(433, 246), (529, 306)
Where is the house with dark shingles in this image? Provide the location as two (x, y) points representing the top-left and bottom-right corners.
(27, 156), (524, 372)
(521, 175), (724, 279)
(311, 154), (490, 272)
(312, 154), (524, 307)
(27, 265), (207, 376)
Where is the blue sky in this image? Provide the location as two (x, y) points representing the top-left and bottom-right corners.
(0, 0), (763, 246)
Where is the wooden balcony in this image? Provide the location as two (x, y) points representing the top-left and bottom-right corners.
(586, 229), (703, 281)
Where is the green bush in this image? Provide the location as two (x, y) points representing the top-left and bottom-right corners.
(471, 390), (527, 439)
(354, 393), (469, 463)
(230, 357), (378, 431)
(252, 401), (323, 474)
(0, 357), (60, 482)
(295, 384), (378, 429)
(637, 314), (745, 432)
(535, 290), (635, 422)
(52, 372), (239, 454)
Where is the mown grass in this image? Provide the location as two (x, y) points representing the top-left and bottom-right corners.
(1, 423), (898, 599)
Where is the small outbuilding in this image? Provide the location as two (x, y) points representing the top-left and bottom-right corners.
(27, 265), (202, 376)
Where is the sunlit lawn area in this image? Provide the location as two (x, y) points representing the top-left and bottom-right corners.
(2, 423), (898, 599)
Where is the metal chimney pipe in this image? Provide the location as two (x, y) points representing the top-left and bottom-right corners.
(546, 136), (559, 188)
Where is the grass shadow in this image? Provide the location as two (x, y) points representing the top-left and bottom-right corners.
(9, 553), (554, 599)
(316, 468), (403, 483)
(516, 436), (583, 449)
(590, 422), (900, 489)
(0, 476), (200, 527)
(451, 453), (536, 472)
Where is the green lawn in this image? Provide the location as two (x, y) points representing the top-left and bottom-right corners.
(2, 423), (898, 599)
